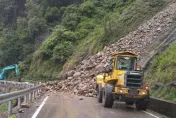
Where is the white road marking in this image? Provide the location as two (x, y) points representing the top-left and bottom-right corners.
(143, 111), (160, 118)
(31, 96), (49, 118)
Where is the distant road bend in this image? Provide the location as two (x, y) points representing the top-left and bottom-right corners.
(19, 93), (166, 118)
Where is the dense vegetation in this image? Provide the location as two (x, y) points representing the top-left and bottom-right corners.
(0, 0), (167, 81)
(0, 0), (72, 79)
(145, 43), (176, 101)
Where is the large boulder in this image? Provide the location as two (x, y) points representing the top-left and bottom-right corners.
(73, 72), (81, 77)
(67, 70), (75, 77)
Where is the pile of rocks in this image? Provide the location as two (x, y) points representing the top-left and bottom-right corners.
(50, 2), (176, 97)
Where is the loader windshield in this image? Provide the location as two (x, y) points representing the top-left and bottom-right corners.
(116, 56), (136, 71)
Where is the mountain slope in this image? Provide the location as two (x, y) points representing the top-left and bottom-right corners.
(145, 35), (176, 101)
(50, 0), (176, 97)
(27, 0), (168, 81)
(0, 0), (170, 81)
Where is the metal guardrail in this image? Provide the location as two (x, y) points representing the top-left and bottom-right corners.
(0, 84), (42, 116)
(0, 80), (35, 89)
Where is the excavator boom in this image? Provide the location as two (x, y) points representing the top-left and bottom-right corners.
(0, 64), (19, 80)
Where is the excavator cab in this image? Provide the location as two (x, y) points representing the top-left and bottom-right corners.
(96, 52), (149, 110)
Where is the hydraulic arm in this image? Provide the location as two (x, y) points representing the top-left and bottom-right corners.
(0, 64), (19, 80)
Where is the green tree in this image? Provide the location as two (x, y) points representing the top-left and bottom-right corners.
(16, 17), (29, 41)
(52, 41), (74, 63)
(0, 29), (23, 66)
(44, 7), (60, 23)
(28, 16), (47, 38)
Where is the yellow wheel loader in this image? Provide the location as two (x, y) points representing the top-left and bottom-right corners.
(96, 52), (149, 110)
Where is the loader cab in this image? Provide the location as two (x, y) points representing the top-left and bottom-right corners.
(113, 52), (138, 71)
(110, 52), (139, 82)
(116, 56), (137, 71)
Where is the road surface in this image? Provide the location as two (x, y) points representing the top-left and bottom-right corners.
(18, 92), (166, 118)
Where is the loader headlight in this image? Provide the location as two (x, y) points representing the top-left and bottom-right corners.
(139, 90), (147, 95)
(142, 92), (146, 95)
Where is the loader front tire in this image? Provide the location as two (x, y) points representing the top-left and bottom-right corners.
(103, 84), (114, 108)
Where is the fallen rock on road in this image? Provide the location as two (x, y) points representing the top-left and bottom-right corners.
(79, 97), (83, 100)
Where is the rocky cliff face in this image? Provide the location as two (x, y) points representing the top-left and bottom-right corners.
(48, 1), (176, 97)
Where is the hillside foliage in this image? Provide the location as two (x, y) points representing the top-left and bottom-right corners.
(0, 0), (167, 81)
(145, 43), (176, 101)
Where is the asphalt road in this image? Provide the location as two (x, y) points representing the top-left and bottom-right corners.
(18, 92), (166, 118)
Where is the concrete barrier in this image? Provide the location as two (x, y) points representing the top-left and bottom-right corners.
(149, 97), (176, 118)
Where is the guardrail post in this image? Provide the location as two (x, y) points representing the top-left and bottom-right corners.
(38, 89), (40, 93)
(32, 91), (35, 100)
(36, 90), (38, 96)
(8, 101), (12, 116)
(18, 97), (21, 109)
(29, 93), (32, 102)
(24, 94), (27, 104)
(37, 89), (39, 93)
(34, 91), (36, 98)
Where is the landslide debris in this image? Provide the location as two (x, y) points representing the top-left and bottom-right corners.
(47, 2), (176, 97)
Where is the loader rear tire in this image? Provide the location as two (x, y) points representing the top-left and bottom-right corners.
(103, 84), (114, 108)
(97, 84), (103, 103)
